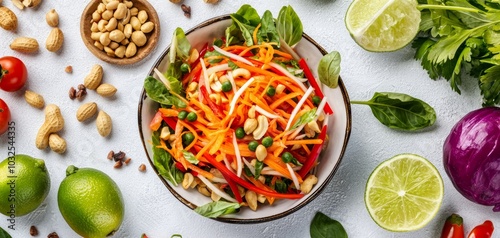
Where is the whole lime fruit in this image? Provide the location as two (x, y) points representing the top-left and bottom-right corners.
(58, 165), (124, 238)
(0, 154), (50, 216)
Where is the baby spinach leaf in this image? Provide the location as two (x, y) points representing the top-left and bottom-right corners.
(194, 201), (241, 218)
(351, 92), (436, 131)
(225, 4), (260, 46)
(310, 212), (347, 238)
(318, 51), (341, 88)
(230, 15), (256, 46)
(291, 108), (317, 130)
(152, 131), (183, 186)
(170, 27), (191, 64)
(144, 76), (187, 108)
(276, 5), (303, 46)
(258, 10), (280, 45)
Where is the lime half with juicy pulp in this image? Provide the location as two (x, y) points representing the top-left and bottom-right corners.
(365, 153), (443, 232)
(345, 0), (421, 52)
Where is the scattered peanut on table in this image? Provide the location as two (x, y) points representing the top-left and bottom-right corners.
(35, 104), (64, 150)
(96, 110), (112, 137)
(10, 37), (39, 53)
(24, 90), (45, 109)
(45, 27), (64, 52)
(45, 9), (59, 27)
(0, 6), (17, 31)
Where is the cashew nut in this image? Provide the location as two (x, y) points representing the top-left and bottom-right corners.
(300, 174), (318, 194)
(253, 115), (268, 140)
(211, 190), (221, 202)
(160, 126), (171, 140)
(197, 186), (211, 197)
(182, 172), (195, 189)
(36, 104), (64, 150)
(232, 68), (251, 79)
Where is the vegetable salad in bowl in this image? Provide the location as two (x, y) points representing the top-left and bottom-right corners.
(139, 5), (351, 222)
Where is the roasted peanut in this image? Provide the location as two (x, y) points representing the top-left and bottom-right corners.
(76, 102), (98, 122)
(137, 10), (148, 23)
(24, 90), (45, 109)
(245, 190), (258, 211)
(255, 145), (267, 161)
(45, 9), (59, 27)
(46, 27), (64, 52)
(96, 110), (112, 137)
(96, 83), (117, 97)
(0, 7), (17, 31)
(140, 21), (154, 34)
(244, 118), (258, 134)
(36, 104), (64, 150)
(48, 133), (66, 154)
(10, 37), (39, 53)
(125, 42), (136, 57)
(131, 30), (146, 46)
(83, 64), (103, 90)
(300, 175), (318, 194)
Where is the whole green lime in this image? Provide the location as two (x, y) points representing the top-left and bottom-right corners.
(0, 154), (50, 216)
(58, 165), (124, 238)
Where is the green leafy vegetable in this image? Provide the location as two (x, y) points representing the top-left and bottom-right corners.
(182, 150), (199, 165)
(351, 92), (436, 131)
(414, 0), (500, 106)
(225, 5), (260, 46)
(291, 108), (317, 129)
(254, 160), (264, 178)
(258, 10), (280, 46)
(318, 51), (341, 88)
(276, 5), (303, 46)
(152, 131), (183, 186)
(170, 27), (191, 64)
(194, 201), (241, 218)
(310, 212), (348, 238)
(144, 76), (186, 108)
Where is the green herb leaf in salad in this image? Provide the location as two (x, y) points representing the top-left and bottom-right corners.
(318, 51), (341, 88)
(225, 4), (260, 46)
(182, 150), (199, 165)
(170, 27), (191, 64)
(194, 201), (241, 218)
(144, 76), (186, 108)
(310, 212), (348, 238)
(258, 10), (280, 46)
(351, 92), (436, 131)
(276, 5), (303, 47)
(291, 108), (317, 130)
(152, 131), (183, 186)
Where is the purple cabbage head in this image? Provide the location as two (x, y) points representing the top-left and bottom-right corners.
(443, 107), (500, 211)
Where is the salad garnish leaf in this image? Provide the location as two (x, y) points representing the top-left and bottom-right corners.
(351, 92), (436, 131)
(152, 131), (183, 186)
(254, 160), (264, 178)
(225, 5), (260, 46)
(318, 51), (341, 88)
(182, 150), (199, 165)
(291, 108), (317, 130)
(170, 27), (191, 64)
(276, 5), (303, 47)
(144, 76), (186, 108)
(194, 201), (241, 218)
(258, 10), (280, 46)
(310, 212), (348, 238)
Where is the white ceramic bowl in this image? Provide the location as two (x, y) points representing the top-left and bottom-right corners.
(138, 15), (352, 223)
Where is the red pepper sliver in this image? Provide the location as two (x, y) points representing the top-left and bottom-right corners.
(149, 111), (163, 131)
(298, 124), (328, 178)
(221, 172), (243, 204)
(298, 58), (333, 115)
(162, 116), (177, 130)
(175, 162), (187, 173)
(468, 220), (494, 238)
(200, 85), (224, 118)
(203, 153), (304, 199)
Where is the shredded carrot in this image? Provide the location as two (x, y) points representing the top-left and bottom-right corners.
(284, 139), (323, 145)
(159, 108), (179, 117)
(252, 23), (261, 45)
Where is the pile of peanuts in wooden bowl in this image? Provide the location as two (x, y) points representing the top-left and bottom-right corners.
(80, 0), (160, 65)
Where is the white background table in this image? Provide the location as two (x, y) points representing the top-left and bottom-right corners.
(0, 0), (497, 237)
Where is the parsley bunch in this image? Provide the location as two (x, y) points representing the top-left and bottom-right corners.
(413, 0), (500, 106)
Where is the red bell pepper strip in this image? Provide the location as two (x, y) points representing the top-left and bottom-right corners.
(203, 153), (304, 199)
(298, 124), (328, 178)
(175, 162), (187, 173)
(441, 214), (464, 238)
(468, 220), (494, 238)
(298, 58), (333, 115)
(221, 172), (243, 204)
(162, 116), (177, 131)
(150, 111), (163, 131)
(198, 43), (209, 59)
(200, 85), (224, 118)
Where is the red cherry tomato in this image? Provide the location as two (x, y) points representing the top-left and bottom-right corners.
(0, 99), (11, 135)
(0, 56), (28, 92)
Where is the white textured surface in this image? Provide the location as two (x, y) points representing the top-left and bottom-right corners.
(0, 0), (497, 237)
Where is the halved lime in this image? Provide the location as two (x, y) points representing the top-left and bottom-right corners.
(345, 0), (421, 52)
(365, 153), (443, 232)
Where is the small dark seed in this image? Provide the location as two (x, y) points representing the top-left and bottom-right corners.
(78, 84), (86, 91)
(65, 65), (73, 73)
(181, 4), (191, 18)
(114, 161), (123, 169)
(124, 158), (131, 165)
(30, 225), (38, 236)
(69, 87), (76, 99)
(107, 150), (115, 160)
(139, 163), (146, 172)
(75, 89), (86, 100)
(47, 232), (59, 238)
(113, 151), (126, 161)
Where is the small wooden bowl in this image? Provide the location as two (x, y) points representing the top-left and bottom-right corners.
(80, 0), (160, 65)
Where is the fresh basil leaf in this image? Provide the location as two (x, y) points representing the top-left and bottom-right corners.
(291, 108), (317, 130)
(276, 5), (303, 46)
(170, 27), (191, 64)
(318, 51), (341, 88)
(254, 160), (263, 178)
(351, 92), (436, 131)
(228, 61), (238, 70)
(194, 201), (241, 218)
(310, 212), (347, 238)
(166, 60), (183, 81)
(204, 50), (224, 64)
(182, 150), (199, 165)
(258, 10), (280, 45)
(144, 76), (186, 108)
(230, 15), (256, 46)
(235, 4), (260, 26)
(152, 131), (183, 186)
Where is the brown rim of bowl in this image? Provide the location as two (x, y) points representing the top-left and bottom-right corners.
(138, 14), (352, 224)
(80, 0), (160, 65)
